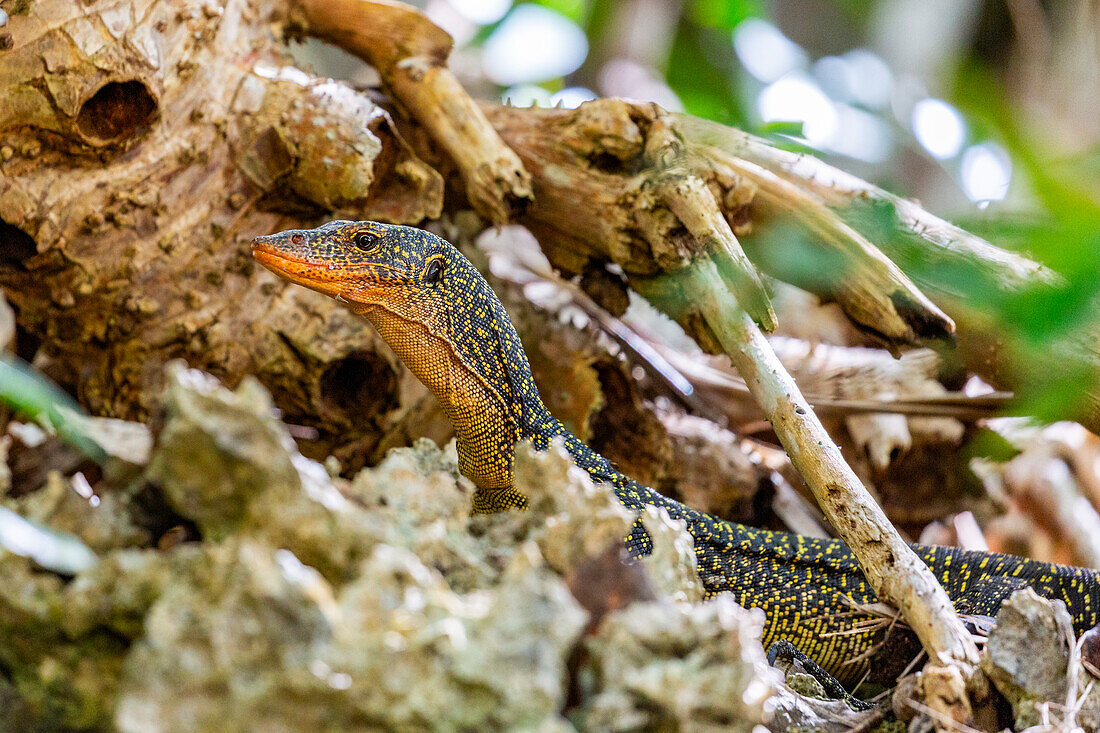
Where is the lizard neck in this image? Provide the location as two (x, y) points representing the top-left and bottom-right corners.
(359, 262), (574, 490)
(361, 303), (516, 489)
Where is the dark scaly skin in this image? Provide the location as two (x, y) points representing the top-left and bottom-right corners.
(253, 221), (1100, 688)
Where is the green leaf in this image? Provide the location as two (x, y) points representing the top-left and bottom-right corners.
(689, 0), (760, 30)
(965, 428), (1022, 463)
(666, 22), (749, 126)
(531, 0), (587, 24)
(0, 357), (107, 464)
(758, 119), (805, 137)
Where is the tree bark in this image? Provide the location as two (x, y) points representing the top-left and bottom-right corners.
(0, 0), (452, 471)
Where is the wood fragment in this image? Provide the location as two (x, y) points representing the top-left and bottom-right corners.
(674, 115), (1054, 290)
(714, 154), (954, 343)
(643, 115), (776, 330)
(290, 0), (533, 224)
(484, 100), (954, 349)
(1003, 444), (1100, 568)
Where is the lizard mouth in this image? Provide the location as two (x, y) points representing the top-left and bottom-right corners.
(251, 236), (306, 268)
(250, 239), (285, 269)
(251, 236), (391, 310)
(251, 237), (345, 299)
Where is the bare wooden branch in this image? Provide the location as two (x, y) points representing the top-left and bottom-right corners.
(674, 115), (1055, 290)
(290, 0), (533, 224)
(643, 116), (776, 330)
(483, 100), (954, 349)
(673, 116), (1100, 438)
(712, 155), (954, 343)
(637, 167), (981, 721)
(695, 264), (984, 723)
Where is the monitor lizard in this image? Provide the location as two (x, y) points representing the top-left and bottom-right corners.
(252, 220), (1100, 701)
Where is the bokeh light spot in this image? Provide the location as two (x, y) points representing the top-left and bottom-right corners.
(501, 84), (553, 107)
(844, 49), (894, 109)
(757, 72), (837, 145)
(960, 142), (1012, 206)
(483, 5), (588, 85)
(447, 0), (512, 25)
(733, 18), (808, 83)
(911, 98), (965, 159)
(598, 58), (683, 111)
(550, 86), (597, 108)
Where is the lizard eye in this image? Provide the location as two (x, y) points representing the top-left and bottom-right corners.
(424, 258), (444, 285)
(352, 232), (378, 252)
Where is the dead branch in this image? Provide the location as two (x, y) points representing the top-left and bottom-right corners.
(625, 162), (981, 714)
(482, 100), (954, 350)
(288, 0), (533, 224)
(643, 117), (776, 330)
(673, 117), (1100, 436)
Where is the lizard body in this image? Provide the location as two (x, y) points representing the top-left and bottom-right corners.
(253, 220), (1100, 688)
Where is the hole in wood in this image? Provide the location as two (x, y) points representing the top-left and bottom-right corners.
(320, 352), (397, 421)
(76, 80), (157, 144)
(589, 151), (625, 174)
(0, 218), (37, 269)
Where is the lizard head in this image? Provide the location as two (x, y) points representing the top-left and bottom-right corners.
(254, 220), (552, 492)
(251, 220), (457, 314)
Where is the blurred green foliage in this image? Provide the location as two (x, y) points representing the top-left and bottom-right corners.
(687, 0), (759, 30)
(0, 358), (106, 464)
(950, 64), (1100, 419)
(536, 0), (586, 22)
(666, 23), (747, 125)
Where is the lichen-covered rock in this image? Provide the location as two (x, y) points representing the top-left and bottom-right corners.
(981, 587), (1077, 729)
(345, 437), (505, 592)
(512, 438), (639, 572)
(148, 363), (390, 581)
(1, 366), (774, 731)
(0, 551), (128, 729)
(115, 540), (585, 733)
(575, 596), (774, 732)
(4, 471), (149, 552)
(494, 439), (705, 602)
(638, 504), (705, 604)
(113, 540), (344, 733)
(336, 543), (586, 730)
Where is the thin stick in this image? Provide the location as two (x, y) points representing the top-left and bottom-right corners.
(290, 0), (533, 224)
(650, 150), (981, 718)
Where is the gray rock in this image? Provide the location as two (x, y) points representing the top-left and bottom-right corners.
(148, 363), (389, 581)
(576, 595), (774, 732)
(115, 540), (585, 733)
(1, 366), (777, 731)
(981, 587), (1081, 729)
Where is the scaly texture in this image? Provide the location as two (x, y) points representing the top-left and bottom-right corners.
(252, 221), (1100, 688)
